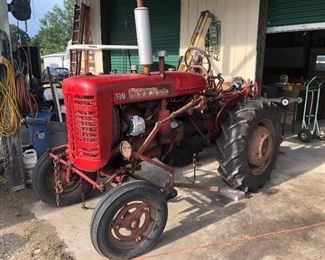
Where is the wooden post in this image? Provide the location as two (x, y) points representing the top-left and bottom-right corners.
(255, 0), (269, 86)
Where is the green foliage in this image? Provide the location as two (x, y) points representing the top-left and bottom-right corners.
(0, 175), (5, 184)
(31, 0), (74, 56)
(9, 24), (30, 46)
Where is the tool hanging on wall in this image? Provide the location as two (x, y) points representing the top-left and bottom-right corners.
(178, 11), (215, 72)
(70, 3), (90, 76)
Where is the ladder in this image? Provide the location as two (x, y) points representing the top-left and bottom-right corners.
(178, 11), (215, 72)
(70, 3), (90, 76)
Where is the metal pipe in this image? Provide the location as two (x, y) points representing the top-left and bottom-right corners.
(143, 65), (151, 75)
(134, 1), (152, 74)
(137, 0), (144, 7)
(159, 56), (165, 78)
(68, 44), (138, 51)
(47, 66), (63, 123)
(137, 98), (201, 155)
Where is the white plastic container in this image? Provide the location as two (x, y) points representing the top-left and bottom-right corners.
(22, 149), (38, 183)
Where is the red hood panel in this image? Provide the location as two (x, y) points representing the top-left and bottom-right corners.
(63, 71), (206, 104)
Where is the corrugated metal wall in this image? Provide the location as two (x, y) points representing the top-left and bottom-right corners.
(268, 0), (325, 28)
(180, 0), (260, 80)
(107, 0), (180, 73)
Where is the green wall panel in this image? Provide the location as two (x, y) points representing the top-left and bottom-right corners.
(268, 0), (325, 27)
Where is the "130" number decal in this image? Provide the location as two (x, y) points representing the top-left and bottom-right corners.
(115, 92), (127, 100)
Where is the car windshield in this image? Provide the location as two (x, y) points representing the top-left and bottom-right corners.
(54, 68), (68, 75)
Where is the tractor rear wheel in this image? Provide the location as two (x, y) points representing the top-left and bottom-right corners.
(217, 100), (281, 191)
(33, 150), (97, 206)
(91, 180), (167, 259)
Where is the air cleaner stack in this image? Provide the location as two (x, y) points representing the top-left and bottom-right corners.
(134, 0), (152, 74)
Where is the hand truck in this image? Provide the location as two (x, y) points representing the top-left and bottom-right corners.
(298, 76), (325, 142)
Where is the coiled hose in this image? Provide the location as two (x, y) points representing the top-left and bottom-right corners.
(0, 56), (22, 136)
(15, 72), (37, 117)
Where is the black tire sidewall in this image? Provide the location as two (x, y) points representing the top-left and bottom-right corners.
(32, 151), (96, 206)
(91, 181), (167, 259)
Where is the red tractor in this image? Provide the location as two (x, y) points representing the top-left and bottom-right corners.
(33, 2), (281, 259)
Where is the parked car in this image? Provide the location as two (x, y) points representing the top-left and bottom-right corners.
(42, 67), (69, 83)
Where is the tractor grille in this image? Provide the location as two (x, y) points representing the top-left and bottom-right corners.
(66, 95), (100, 160)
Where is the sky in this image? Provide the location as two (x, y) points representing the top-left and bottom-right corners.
(8, 0), (64, 37)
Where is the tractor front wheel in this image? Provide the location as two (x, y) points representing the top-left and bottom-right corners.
(91, 180), (167, 259)
(32, 150), (97, 207)
(217, 100), (281, 191)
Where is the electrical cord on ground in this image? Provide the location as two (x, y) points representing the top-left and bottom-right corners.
(139, 220), (325, 259)
(0, 56), (22, 136)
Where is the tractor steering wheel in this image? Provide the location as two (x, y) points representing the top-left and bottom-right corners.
(184, 47), (211, 74)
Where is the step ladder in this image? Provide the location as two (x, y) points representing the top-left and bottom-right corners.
(70, 3), (90, 76)
(178, 11), (215, 72)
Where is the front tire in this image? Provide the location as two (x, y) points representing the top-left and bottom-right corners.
(32, 150), (97, 207)
(217, 100), (281, 191)
(91, 180), (168, 259)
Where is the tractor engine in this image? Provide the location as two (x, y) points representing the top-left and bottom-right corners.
(63, 71), (216, 172)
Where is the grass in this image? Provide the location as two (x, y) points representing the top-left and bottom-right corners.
(0, 247), (4, 258)
(0, 175), (5, 184)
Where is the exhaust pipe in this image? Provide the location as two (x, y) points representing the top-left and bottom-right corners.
(134, 0), (152, 74)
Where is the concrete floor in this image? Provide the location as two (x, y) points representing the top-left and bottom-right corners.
(31, 134), (325, 260)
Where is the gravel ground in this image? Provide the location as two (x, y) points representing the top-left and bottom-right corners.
(0, 184), (74, 260)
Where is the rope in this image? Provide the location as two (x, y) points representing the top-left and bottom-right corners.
(0, 56), (22, 136)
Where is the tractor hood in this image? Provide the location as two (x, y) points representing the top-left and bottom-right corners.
(63, 71), (207, 105)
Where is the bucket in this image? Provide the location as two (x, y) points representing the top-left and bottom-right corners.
(47, 121), (68, 148)
(26, 112), (53, 157)
(22, 149), (38, 183)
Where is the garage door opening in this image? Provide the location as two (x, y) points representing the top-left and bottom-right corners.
(262, 29), (325, 119)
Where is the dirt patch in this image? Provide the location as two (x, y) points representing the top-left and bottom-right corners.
(0, 184), (74, 260)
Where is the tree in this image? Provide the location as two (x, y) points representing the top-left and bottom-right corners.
(9, 24), (30, 46)
(31, 0), (74, 56)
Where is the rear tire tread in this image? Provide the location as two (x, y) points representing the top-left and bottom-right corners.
(217, 100), (281, 191)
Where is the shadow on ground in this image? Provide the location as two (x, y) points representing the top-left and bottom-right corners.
(0, 185), (37, 231)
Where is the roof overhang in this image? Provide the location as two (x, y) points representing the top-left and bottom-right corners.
(267, 22), (325, 34)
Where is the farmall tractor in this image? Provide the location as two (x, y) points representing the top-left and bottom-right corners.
(33, 1), (281, 259)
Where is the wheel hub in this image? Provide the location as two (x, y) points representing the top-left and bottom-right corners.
(110, 202), (155, 245)
(301, 132), (308, 139)
(248, 125), (274, 174)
